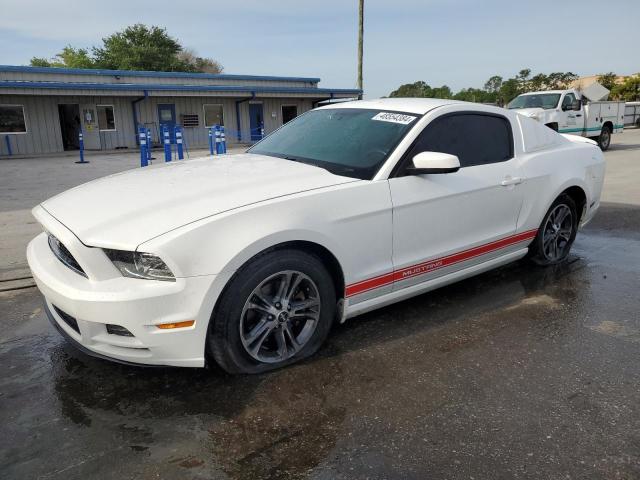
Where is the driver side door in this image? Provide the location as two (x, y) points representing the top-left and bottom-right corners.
(388, 112), (525, 291)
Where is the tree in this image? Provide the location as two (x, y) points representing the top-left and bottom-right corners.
(177, 48), (222, 74)
(389, 81), (431, 98)
(498, 78), (521, 106)
(29, 24), (222, 73)
(611, 74), (640, 101)
(483, 75), (503, 94)
(30, 46), (96, 69)
(94, 24), (186, 71)
(453, 88), (496, 103)
(388, 81), (452, 99)
(597, 72), (618, 91)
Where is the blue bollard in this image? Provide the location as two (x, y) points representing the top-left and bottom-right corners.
(75, 130), (89, 164)
(208, 127), (214, 155)
(175, 125), (184, 160)
(4, 135), (11, 156)
(139, 127), (148, 167)
(146, 128), (153, 162)
(163, 126), (171, 162)
(220, 126), (227, 154)
(260, 122), (264, 139)
(215, 125), (222, 154)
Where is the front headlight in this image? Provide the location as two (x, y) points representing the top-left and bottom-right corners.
(103, 249), (175, 282)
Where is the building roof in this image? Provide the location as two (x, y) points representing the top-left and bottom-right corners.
(0, 65), (321, 83)
(0, 65), (361, 98)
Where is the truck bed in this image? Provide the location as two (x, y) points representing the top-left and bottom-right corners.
(584, 101), (626, 136)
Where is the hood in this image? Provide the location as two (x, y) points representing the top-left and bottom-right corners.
(512, 107), (546, 117)
(41, 153), (358, 249)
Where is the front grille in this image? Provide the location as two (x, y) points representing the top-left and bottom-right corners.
(52, 305), (80, 333)
(47, 234), (87, 277)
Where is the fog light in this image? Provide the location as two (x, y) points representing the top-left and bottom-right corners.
(106, 324), (134, 337)
(156, 320), (195, 330)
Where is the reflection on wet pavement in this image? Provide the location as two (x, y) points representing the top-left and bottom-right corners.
(1, 205), (640, 479)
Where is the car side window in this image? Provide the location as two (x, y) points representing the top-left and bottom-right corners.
(405, 113), (513, 168)
(562, 94), (576, 108)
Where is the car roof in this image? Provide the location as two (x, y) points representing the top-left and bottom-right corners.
(318, 97), (464, 115)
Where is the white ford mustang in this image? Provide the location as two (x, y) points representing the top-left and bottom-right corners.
(27, 98), (605, 373)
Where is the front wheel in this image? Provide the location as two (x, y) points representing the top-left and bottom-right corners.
(529, 194), (578, 266)
(208, 249), (336, 374)
(597, 125), (611, 151)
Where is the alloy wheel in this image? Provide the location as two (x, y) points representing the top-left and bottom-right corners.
(239, 270), (321, 363)
(542, 204), (573, 262)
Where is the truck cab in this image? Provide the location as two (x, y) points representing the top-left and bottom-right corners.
(508, 88), (625, 151)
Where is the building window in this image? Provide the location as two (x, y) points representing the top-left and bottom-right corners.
(204, 104), (224, 127)
(282, 105), (298, 124)
(97, 105), (116, 131)
(0, 105), (27, 134)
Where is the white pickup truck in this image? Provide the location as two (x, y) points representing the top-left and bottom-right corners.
(508, 88), (625, 151)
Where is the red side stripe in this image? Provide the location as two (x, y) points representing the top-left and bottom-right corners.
(345, 229), (538, 297)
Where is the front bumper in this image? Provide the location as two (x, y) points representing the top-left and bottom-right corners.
(27, 227), (221, 368)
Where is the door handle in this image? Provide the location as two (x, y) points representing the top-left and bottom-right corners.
(576, 114), (582, 117)
(501, 176), (523, 186)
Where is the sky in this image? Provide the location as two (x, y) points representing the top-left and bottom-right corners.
(0, 0), (638, 98)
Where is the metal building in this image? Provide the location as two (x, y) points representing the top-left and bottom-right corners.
(0, 65), (361, 156)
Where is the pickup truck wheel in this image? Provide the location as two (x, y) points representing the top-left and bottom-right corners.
(597, 125), (611, 151)
(529, 194), (578, 266)
(208, 249), (336, 374)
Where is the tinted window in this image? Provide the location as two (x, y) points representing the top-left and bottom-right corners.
(406, 114), (513, 168)
(249, 108), (418, 179)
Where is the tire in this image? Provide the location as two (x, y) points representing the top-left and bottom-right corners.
(208, 249), (336, 374)
(597, 125), (612, 151)
(529, 194), (578, 266)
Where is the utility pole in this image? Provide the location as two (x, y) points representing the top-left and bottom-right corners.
(357, 0), (364, 99)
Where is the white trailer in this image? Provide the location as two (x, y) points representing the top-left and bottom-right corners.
(508, 87), (625, 151)
(625, 102), (640, 128)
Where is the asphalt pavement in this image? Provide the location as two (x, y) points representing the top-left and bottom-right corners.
(1, 131), (639, 479)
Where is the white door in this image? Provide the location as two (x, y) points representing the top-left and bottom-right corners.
(388, 113), (525, 291)
(559, 93), (585, 134)
(80, 103), (101, 150)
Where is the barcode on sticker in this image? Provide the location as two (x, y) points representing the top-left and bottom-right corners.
(372, 112), (416, 125)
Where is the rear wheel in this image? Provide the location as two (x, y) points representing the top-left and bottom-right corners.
(597, 125), (611, 151)
(529, 194), (578, 266)
(208, 249), (336, 374)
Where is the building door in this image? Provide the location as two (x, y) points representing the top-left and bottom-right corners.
(58, 104), (81, 150)
(158, 104), (176, 143)
(282, 105), (298, 125)
(249, 103), (264, 141)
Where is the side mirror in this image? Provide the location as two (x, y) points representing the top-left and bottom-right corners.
(572, 100), (581, 111)
(406, 151), (460, 175)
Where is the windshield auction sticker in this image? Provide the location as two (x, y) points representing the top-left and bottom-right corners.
(372, 112), (417, 124)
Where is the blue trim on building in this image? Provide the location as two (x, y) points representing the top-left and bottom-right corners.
(0, 65), (321, 84)
(0, 80), (362, 96)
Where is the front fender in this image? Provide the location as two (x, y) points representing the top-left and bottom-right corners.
(138, 180), (393, 285)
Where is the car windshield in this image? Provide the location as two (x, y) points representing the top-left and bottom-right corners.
(507, 94), (561, 110)
(248, 108), (419, 180)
